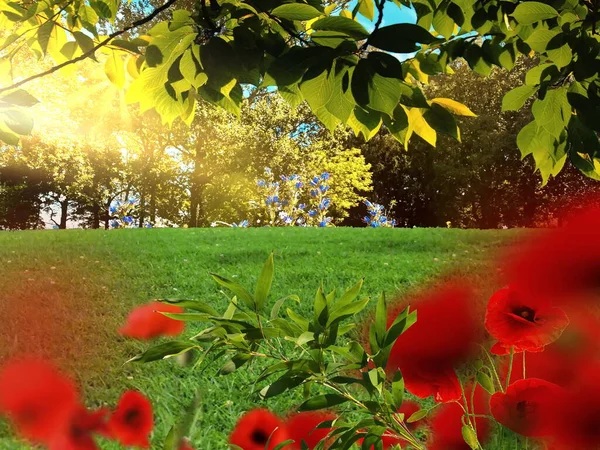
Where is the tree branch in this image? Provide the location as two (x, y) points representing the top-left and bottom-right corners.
(0, 0), (180, 94)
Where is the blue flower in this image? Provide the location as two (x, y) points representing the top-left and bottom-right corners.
(310, 176), (320, 187)
(280, 175), (288, 181)
(390, 219), (397, 227)
(239, 220), (249, 227)
(380, 216), (388, 224)
(308, 209), (318, 217)
(321, 172), (330, 181)
(128, 199), (136, 205)
(109, 206), (117, 214)
(365, 200), (372, 208)
(145, 223), (153, 228)
(265, 197), (273, 205)
(318, 198), (331, 211)
(264, 167), (272, 175)
(319, 185), (329, 193)
(370, 221), (380, 228)
(272, 195), (280, 204)
(298, 203), (306, 210)
(295, 181), (303, 189)
(290, 174), (299, 181)
(122, 216), (133, 224)
(362, 216), (371, 224)
(110, 220), (120, 228)
(257, 179), (266, 187)
(282, 199), (289, 206)
(310, 189), (319, 198)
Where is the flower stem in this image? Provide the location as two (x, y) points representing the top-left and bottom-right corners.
(505, 347), (514, 390)
(522, 351), (526, 379)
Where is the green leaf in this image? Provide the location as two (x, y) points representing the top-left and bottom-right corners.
(525, 29), (558, 53)
(79, 4), (99, 34)
(128, 341), (198, 363)
(0, 90), (39, 107)
(351, 55), (403, 116)
(254, 252), (274, 311)
(287, 308), (310, 330)
(220, 353), (252, 375)
(374, 292), (387, 347)
(37, 20), (54, 54)
(517, 121), (567, 184)
(348, 106), (383, 140)
(501, 85), (538, 111)
(531, 87), (570, 138)
(407, 408), (429, 423)
(368, 24), (436, 53)
(0, 128), (19, 145)
(512, 2), (558, 24)
(384, 105), (410, 146)
(423, 104), (460, 142)
(525, 63), (559, 86)
(547, 42), (572, 68)
(327, 296), (370, 326)
(461, 425), (479, 450)
(311, 16), (369, 39)
(0, 110), (33, 135)
(433, 8), (455, 39)
(271, 3), (322, 21)
(111, 39), (141, 54)
(210, 273), (255, 310)
(270, 295), (301, 319)
(299, 394), (349, 411)
(156, 299), (219, 315)
(391, 371), (404, 409)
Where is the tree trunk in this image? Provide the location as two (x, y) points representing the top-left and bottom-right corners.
(150, 187), (156, 224)
(59, 199), (68, 229)
(139, 193), (145, 228)
(92, 201), (101, 229)
(188, 142), (207, 228)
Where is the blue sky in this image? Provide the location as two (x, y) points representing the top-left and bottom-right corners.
(347, 0), (417, 31)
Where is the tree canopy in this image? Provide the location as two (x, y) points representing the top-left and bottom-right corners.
(0, 0), (599, 184)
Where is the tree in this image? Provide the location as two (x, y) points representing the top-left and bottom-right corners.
(350, 57), (600, 228)
(0, 0), (598, 184)
(0, 163), (48, 229)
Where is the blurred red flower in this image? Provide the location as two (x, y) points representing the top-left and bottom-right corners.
(0, 358), (79, 443)
(286, 411), (336, 449)
(107, 390), (153, 448)
(386, 283), (482, 402)
(49, 406), (110, 450)
(229, 409), (290, 450)
(119, 302), (185, 340)
(178, 440), (194, 450)
(428, 384), (490, 450)
(502, 205), (600, 306)
(490, 378), (561, 437)
(504, 310), (600, 387)
(549, 365), (600, 448)
(485, 287), (569, 354)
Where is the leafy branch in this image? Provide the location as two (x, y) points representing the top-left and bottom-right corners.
(0, 0), (180, 94)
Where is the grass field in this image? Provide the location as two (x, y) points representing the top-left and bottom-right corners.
(0, 227), (521, 449)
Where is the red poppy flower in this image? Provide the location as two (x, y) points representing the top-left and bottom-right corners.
(490, 378), (561, 437)
(385, 282), (482, 403)
(119, 302), (185, 340)
(107, 390), (153, 448)
(0, 358), (79, 443)
(286, 411), (336, 449)
(229, 409), (291, 450)
(485, 286), (569, 354)
(428, 384), (490, 450)
(502, 205), (600, 306)
(49, 407), (110, 450)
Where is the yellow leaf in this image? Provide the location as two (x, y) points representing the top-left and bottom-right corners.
(126, 55), (140, 79)
(406, 59), (428, 84)
(340, 9), (352, 18)
(324, 4), (336, 15)
(430, 98), (477, 117)
(408, 108), (436, 146)
(105, 50), (125, 88)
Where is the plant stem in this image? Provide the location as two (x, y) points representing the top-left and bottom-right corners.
(522, 351), (526, 379)
(505, 346), (514, 390)
(479, 344), (505, 393)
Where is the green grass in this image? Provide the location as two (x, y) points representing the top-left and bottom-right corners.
(0, 227), (520, 449)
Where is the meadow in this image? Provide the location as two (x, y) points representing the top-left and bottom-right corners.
(0, 227), (520, 449)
